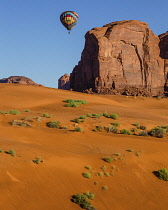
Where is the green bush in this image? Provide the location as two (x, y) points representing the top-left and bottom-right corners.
(93, 125), (102, 132)
(92, 113), (102, 118)
(132, 122), (140, 126)
(9, 110), (20, 115)
(0, 149), (3, 153)
(82, 172), (92, 179)
(6, 149), (16, 157)
(120, 129), (132, 135)
(126, 148), (134, 152)
(71, 118), (80, 123)
(71, 193), (95, 210)
(155, 168), (168, 181)
(109, 113), (118, 120)
(102, 186), (108, 191)
(74, 127), (82, 132)
(32, 157), (42, 164)
(102, 156), (113, 163)
(43, 113), (52, 118)
(139, 125), (146, 130)
(25, 109), (30, 112)
(97, 172), (104, 177)
(84, 192), (95, 200)
(139, 131), (148, 136)
(112, 122), (120, 127)
(46, 121), (60, 128)
(86, 113), (92, 117)
(104, 125), (118, 133)
(104, 172), (110, 177)
(85, 165), (92, 170)
(103, 112), (108, 118)
(150, 127), (166, 138)
(79, 115), (87, 119)
(64, 99), (88, 107)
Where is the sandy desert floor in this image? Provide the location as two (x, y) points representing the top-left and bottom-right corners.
(0, 84), (168, 210)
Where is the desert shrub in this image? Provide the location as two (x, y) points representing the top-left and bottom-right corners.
(64, 99), (88, 107)
(160, 125), (168, 132)
(86, 113), (92, 117)
(126, 148), (134, 152)
(139, 125), (146, 130)
(104, 172), (110, 177)
(43, 113), (52, 118)
(25, 109), (30, 112)
(97, 172), (104, 177)
(9, 110), (20, 115)
(6, 149), (16, 156)
(109, 113), (118, 120)
(84, 192), (95, 200)
(71, 118), (80, 123)
(102, 186), (108, 191)
(104, 125), (118, 133)
(74, 127), (82, 132)
(103, 112), (108, 118)
(0, 149), (3, 153)
(85, 165), (92, 170)
(0, 111), (9, 114)
(112, 122), (120, 127)
(135, 152), (141, 157)
(102, 156), (113, 163)
(150, 127), (166, 138)
(32, 157), (42, 164)
(71, 193), (95, 210)
(92, 113), (102, 118)
(59, 126), (68, 129)
(46, 121), (60, 128)
(130, 128), (137, 133)
(132, 122), (140, 126)
(100, 165), (107, 171)
(11, 120), (31, 127)
(120, 129), (132, 135)
(79, 115), (87, 119)
(114, 153), (121, 156)
(139, 130), (148, 136)
(82, 172), (92, 179)
(93, 125), (102, 132)
(154, 168), (168, 181)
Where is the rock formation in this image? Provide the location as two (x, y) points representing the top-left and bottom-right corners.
(58, 74), (70, 90)
(159, 32), (168, 92)
(0, 76), (43, 86)
(69, 20), (165, 96)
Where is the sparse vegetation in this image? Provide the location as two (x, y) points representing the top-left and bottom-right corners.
(71, 193), (95, 210)
(9, 110), (20, 115)
(102, 156), (113, 163)
(86, 113), (92, 117)
(46, 121), (60, 128)
(150, 127), (166, 138)
(139, 125), (146, 130)
(11, 120), (31, 127)
(43, 113), (52, 118)
(84, 192), (95, 200)
(132, 122), (140, 126)
(82, 172), (92, 179)
(103, 112), (108, 118)
(104, 125), (118, 133)
(120, 129), (132, 135)
(0, 149), (3, 153)
(97, 172), (104, 177)
(32, 157), (43, 164)
(85, 165), (92, 170)
(74, 127), (82, 132)
(79, 115), (87, 119)
(6, 149), (16, 157)
(100, 165), (107, 171)
(109, 113), (118, 120)
(139, 130), (148, 136)
(112, 122), (120, 127)
(154, 168), (168, 181)
(93, 125), (102, 132)
(25, 109), (30, 112)
(102, 186), (108, 191)
(64, 99), (88, 107)
(126, 148), (134, 152)
(104, 172), (110, 177)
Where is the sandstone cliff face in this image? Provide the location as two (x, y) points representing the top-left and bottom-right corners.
(0, 76), (43, 86)
(70, 20), (165, 96)
(159, 32), (168, 92)
(58, 74), (70, 90)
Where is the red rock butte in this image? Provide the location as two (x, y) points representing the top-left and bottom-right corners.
(59, 20), (168, 96)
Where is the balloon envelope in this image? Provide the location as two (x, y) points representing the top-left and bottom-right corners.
(60, 11), (78, 31)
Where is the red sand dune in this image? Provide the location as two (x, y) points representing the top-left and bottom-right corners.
(0, 84), (168, 210)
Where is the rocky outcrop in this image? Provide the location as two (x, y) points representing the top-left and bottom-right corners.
(0, 76), (43, 86)
(159, 32), (168, 92)
(58, 74), (70, 90)
(70, 20), (165, 96)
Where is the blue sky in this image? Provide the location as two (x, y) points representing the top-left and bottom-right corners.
(0, 0), (168, 88)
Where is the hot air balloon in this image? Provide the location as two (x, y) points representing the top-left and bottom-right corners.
(60, 11), (78, 33)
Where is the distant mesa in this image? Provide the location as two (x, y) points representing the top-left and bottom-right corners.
(59, 20), (168, 97)
(0, 76), (43, 86)
(58, 74), (70, 90)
